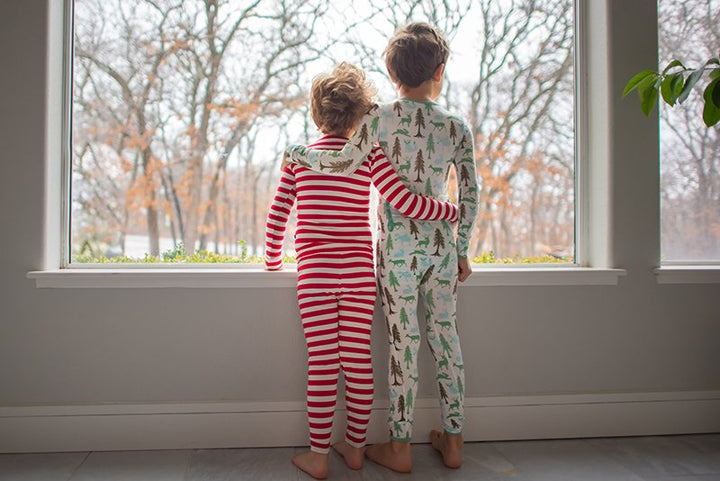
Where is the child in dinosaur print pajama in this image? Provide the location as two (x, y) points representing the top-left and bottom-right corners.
(264, 62), (458, 480)
(287, 23), (479, 472)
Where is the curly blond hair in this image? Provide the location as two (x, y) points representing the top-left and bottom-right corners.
(310, 62), (377, 136)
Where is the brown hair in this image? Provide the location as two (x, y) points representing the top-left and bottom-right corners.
(310, 62), (376, 136)
(384, 22), (450, 88)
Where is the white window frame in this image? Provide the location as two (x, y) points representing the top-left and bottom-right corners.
(29, 0), (641, 288)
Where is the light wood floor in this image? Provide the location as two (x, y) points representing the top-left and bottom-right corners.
(1, 434), (719, 480)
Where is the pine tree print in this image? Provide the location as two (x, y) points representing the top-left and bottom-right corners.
(427, 132), (435, 155)
(449, 120), (457, 144)
(451, 419), (460, 430)
(389, 270), (400, 291)
(386, 233), (394, 254)
(439, 252), (451, 271)
(406, 389), (413, 411)
(391, 355), (403, 386)
(371, 116), (379, 136)
(384, 286), (397, 314)
(414, 149), (425, 182)
(432, 228), (445, 256)
(457, 376), (464, 396)
(404, 345), (412, 369)
(425, 177), (433, 196)
(355, 123), (369, 149)
(459, 134), (467, 149)
(439, 332), (453, 357)
(460, 164), (471, 186)
(393, 101), (403, 116)
(398, 395), (406, 421)
(409, 219), (419, 240)
(414, 108), (425, 137)
(392, 323), (402, 350)
(410, 256), (418, 274)
(441, 219), (452, 234)
(460, 203), (466, 223)
(399, 306), (409, 330)
(420, 265), (435, 286)
(439, 382), (449, 403)
(320, 158), (354, 173)
(392, 136), (402, 162)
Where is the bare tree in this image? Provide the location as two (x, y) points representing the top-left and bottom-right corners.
(73, 0), (579, 263)
(659, 0), (720, 260)
(73, 0), (329, 259)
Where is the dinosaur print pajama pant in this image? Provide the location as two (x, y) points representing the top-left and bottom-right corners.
(377, 210), (465, 441)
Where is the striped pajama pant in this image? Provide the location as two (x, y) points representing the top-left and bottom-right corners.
(296, 244), (376, 453)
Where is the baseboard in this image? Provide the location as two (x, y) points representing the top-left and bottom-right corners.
(1, 391), (719, 453)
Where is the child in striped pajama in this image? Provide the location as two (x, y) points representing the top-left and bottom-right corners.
(287, 23), (480, 472)
(264, 62), (458, 480)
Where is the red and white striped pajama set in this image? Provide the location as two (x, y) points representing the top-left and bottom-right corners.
(264, 135), (457, 453)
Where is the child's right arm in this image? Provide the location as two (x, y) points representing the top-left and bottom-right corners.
(264, 165), (297, 270)
(369, 147), (457, 222)
(287, 108), (381, 176)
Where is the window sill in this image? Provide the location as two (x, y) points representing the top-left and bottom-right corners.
(654, 266), (720, 284)
(27, 266), (626, 289)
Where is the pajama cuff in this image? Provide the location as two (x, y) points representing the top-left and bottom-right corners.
(345, 436), (365, 449)
(310, 445), (330, 454)
(442, 423), (464, 435)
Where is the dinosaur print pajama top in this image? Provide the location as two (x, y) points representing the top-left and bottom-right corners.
(265, 134), (458, 453)
(289, 100), (480, 441)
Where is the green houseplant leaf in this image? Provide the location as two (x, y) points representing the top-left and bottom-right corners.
(622, 70), (657, 96)
(702, 77), (720, 127)
(640, 83), (660, 115)
(625, 57), (720, 128)
(677, 67), (706, 104)
(662, 59), (686, 75)
(661, 72), (684, 106)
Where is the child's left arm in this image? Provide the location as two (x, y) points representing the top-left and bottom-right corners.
(287, 108), (381, 176)
(369, 147), (458, 222)
(453, 120), (480, 261)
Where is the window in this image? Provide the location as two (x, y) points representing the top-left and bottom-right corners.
(658, 0), (720, 263)
(69, 0), (576, 266)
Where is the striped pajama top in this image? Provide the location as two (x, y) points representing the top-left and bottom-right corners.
(264, 135), (458, 276)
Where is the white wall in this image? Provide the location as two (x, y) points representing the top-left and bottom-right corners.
(0, 0), (718, 452)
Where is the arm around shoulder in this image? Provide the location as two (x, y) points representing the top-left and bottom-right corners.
(370, 148), (458, 221)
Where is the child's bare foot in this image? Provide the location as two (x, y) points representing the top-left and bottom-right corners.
(332, 441), (364, 470)
(292, 450), (328, 480)
(365, 440), (412, 473)
(430, 430), (463, 468)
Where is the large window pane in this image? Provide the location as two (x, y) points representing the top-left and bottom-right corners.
(658, 0), (720, 263)
(70, 0), (575, 264)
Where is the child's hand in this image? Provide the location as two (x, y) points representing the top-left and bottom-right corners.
(458, 257), (472, 282)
